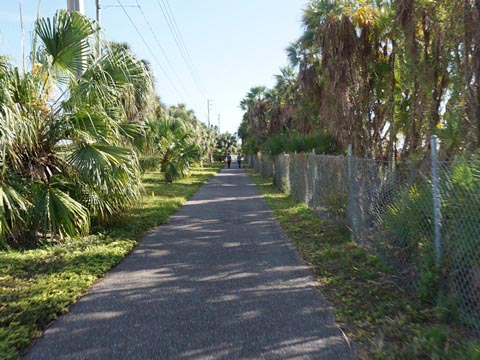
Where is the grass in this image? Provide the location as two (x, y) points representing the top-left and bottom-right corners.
(248, 169), (480, 360)
(0, 164), (223, 360)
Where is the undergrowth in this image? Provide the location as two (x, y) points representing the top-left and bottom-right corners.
(248, 169), (480, 360)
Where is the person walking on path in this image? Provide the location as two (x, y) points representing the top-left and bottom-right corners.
(237, 154), (242, 168)
(226, 153), (232, 168)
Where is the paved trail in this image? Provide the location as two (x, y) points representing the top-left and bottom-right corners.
(26, 168), (353, 359)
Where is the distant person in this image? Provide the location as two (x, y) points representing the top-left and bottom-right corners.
(226, 153), (232, 168)
(237, 154), (242, 168)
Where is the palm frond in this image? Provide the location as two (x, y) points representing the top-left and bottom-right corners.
(0, 180), (29, 245)
(35, 10), (97, 83)
(31, 180), (89, 239)
(68, 142), (133, 182)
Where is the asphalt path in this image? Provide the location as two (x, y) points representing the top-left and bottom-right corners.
(25, 167), (354, 359)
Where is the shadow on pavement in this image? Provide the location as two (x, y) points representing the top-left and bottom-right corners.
(25, 168), (353, 360)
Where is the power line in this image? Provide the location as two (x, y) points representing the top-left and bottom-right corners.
(133, 0), (190, 97)
(156, 0), (207, 98)
(155, 0), (196, 92)
(160, 0), (198, 86)
(115, 0), (185, 101)
(163, 0), (208, 96)
(163, 0), (207, 95)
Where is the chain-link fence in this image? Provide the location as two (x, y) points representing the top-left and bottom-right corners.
(439, 159), (480, 332)
(247, 146), (480, 335)
(248, 153), (348, 220)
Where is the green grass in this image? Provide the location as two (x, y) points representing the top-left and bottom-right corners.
(248, 169), (480, 360)
(0, 165), (223, 360)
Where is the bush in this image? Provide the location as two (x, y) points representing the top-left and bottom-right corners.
(261, 131), (335, 155)
(263, 134), (289, 155)
(241, 136), (261, 154)
(304, 132), (337, 154)
(139, 157), (159, 173)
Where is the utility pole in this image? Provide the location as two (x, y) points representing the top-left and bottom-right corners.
(217, 114), (220, 133)
(67, 0), (84, 13)
(96, 0), (101, 55)
(96, 0), (101, 23)
(207, 99), (211, 127)
(67, 0), (85, 74)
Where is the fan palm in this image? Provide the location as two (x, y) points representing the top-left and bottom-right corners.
(142, 116), (199, 182)
(0, 10), (154, 246)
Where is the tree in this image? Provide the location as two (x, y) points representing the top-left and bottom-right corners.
(215, 132), (238, 161)
(0, 10), (155, 246)
(138, 104), (208, 182)
(240, 0), (480, 160)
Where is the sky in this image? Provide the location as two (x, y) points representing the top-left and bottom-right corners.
(0, 0), (308, 135)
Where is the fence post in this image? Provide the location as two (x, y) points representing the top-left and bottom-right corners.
(430, 135), (442, 269)
(348, 144), (354, 243)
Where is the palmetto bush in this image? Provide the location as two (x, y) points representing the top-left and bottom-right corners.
(140, 116), (199, 183)
(0, 10), (154, 247)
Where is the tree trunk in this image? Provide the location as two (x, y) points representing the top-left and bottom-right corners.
(474, 1), (480, 147)
(389, 39), (397, 162)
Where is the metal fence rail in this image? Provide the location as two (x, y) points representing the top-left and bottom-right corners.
(247, 146), (480, 335)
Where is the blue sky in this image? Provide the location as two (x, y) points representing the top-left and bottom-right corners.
(0, 0), (307, 135)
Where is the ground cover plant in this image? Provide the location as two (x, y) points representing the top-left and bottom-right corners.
(0, 165), (222, 360)
(248, 169), (480, 359)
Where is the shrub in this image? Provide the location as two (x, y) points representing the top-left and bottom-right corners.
(261, 131), (335, 155)
(263, 134), (289, 155)
(241, 136), (261, 154)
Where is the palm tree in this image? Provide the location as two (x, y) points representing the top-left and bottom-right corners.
(138, 103), (209, 182)
(240, 86), (268, 139)
(144, 116), (199, 182)
(215, 132), (238, 161)
(0, 10), (155, 246)
(240, 0), (479, 160)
